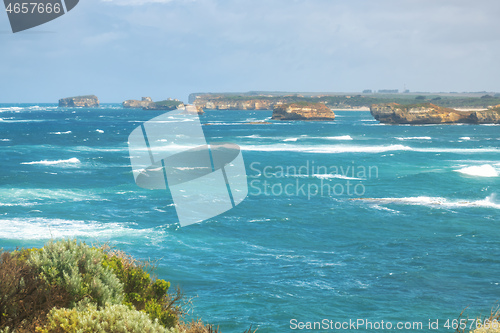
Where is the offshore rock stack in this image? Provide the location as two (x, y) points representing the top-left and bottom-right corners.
(59, 95), (99, 107)
(272, 102), (335, 121)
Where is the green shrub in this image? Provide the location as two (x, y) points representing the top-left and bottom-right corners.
(144, 300), (178, 329)
(102, 255), (151, 305)
(28, 240), (123, 308)
(36, 304), (180, 333)
(102, 251), (178, 328)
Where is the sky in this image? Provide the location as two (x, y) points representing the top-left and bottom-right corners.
(1, 0), (500, 103)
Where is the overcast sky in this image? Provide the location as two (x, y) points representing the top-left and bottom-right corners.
(1, 0), (500, 103)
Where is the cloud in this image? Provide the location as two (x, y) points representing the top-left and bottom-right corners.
(1, 0), (500, 102)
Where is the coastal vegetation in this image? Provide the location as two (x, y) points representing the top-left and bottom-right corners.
(0, 240), (252, 333)
(191, 92), (500, 110)
(152, 100), (184, 109)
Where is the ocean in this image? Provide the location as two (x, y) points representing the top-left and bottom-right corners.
(0, 104), (499, 332)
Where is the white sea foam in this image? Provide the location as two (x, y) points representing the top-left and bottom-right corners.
(369, 204), (400, 213)
(412, 147), (500, 153)
(0, 107), (23, 112)
(459, 137), (471, 140)
(245, 144), (498, 154)
(69, 146), (127, 153)
(173, 166), (210, 171)
(0, 139), (11, 141)
(0, 188), (107, 205)
(325, 135), (354, 140)
(311, 174), (364, 180)
(356, 195), (500, 210)
(0, 118), (46, 123)
(21, 157), (81, 165)
(283, 138), (298, 142)
(241, 144), (412, 154)
(50, 131), (72, 135)
(286, 173), (364, 180)
(96, 129), (104, 133)
(455, 164), (499, 177)
(395, 136), (432, 140)
(0, 218), (164, 240)
(293, 135), (353, 140)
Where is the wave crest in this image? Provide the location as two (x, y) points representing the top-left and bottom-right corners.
(455, 164), (499, 177)
(21, 158), (81, 166)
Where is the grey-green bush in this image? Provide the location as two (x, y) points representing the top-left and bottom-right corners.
(28, 239), (123, 307)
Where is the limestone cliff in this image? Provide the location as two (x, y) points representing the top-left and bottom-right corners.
(123, 97), (154, 109)
(59, 95), (99, 107)
(272, 102), (335, 121)
(469, 104), (500, 124)
(182, 104), (204, 115)
(370, 103), (500, 124)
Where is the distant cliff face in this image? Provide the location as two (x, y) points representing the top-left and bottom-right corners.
(370, 103), (500, 124)
(123, 97), (154, 109)
(195, 99), (278, 110)
(59, 95), (99, 107)
(272, 102), (335, 121)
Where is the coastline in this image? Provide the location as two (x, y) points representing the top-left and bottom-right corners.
(200, 107), (371, 112)
(330, 107), (370, 111)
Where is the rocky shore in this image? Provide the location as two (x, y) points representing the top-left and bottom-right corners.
(370, 103), (500, 124)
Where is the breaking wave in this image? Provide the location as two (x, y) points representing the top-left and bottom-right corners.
(355, 195), (500, 210)
(21, 158), (81, 165)
(455, 164), (499, 177)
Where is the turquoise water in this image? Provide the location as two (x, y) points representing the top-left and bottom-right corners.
(0, 104), (499, 332)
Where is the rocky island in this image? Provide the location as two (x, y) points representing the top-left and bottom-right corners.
(272, 102), (335, 121)
(370, 103), (500, 124)
(58, 95), (99, 107)
(122, 97), (154, 108)
(143, 99), (184, 110)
